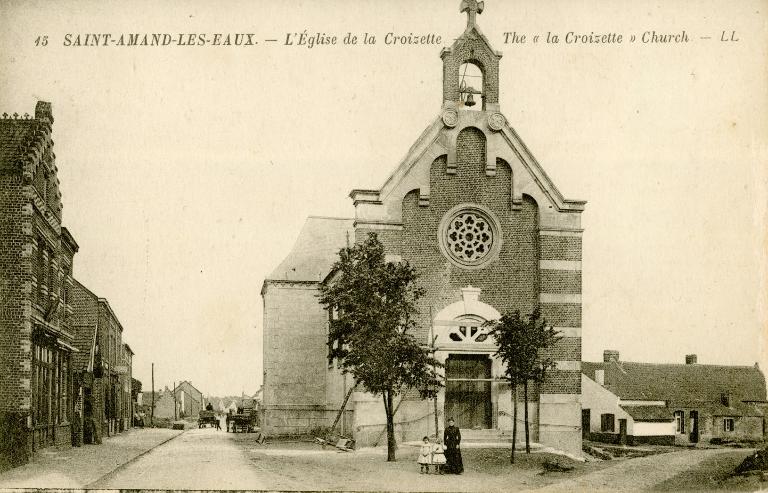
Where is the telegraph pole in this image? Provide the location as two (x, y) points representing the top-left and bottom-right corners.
(150, 363), (155, 427)
(430, 306), (439, 439)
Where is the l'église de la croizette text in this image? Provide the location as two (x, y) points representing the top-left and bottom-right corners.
(60, 32), (442, 47)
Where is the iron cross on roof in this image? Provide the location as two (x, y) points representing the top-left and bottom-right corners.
(460, 0), (485, 28)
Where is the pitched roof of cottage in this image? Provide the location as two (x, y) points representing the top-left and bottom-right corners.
(176, 381), (202, 398)
(265, 216), (355, 283)
(583, 360), (767, 408)
(621, 405), (674, 422)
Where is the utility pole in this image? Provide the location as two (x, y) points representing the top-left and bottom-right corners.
(430, 306), (439, 439)
(150, 363), (154, 427)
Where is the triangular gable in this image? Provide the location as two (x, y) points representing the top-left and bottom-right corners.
(351, 112), (585, 228)
(452, 24), (499, 59)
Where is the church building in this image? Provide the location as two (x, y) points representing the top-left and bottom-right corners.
(262, 1), (585, 455)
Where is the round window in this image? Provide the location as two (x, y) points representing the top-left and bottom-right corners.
(438, 204), (502, 269)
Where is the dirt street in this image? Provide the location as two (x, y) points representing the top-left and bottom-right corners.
(533, 448), (756, 493)
(1, 425), (758, 491)
(90, 426), (600, 491)
(90, 426), (266, 489)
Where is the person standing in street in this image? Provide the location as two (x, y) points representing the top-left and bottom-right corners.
(443, 418), (463, 474)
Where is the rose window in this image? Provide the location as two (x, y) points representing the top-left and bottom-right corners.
(446, 212), (493, 263)
(438, 204), (502, 269)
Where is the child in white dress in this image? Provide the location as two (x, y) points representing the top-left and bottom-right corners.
(418, 436), (432, 473)
(431, 439), (447, 474)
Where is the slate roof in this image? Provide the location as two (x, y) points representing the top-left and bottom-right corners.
(583, 360), (767, 413)
(266, 216), (355, 282)
(176, 381), (202, 398)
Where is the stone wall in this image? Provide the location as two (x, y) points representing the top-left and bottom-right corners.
(262, 281), (347, 436)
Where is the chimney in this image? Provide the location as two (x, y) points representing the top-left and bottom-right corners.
(721, 392), (732, 408)
(34, 101), (53, 124)
(603, 350), (620, 363)
(685, 354), (697, 365)
(595, 369), (605, 386)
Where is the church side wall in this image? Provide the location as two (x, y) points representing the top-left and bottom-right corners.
(262, 281), (343, 436)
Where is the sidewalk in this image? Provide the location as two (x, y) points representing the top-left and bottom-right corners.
(0, 427), (182, 489)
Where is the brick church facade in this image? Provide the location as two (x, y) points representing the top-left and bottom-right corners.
(262, 2), (585, 455)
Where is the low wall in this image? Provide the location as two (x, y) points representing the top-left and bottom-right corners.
(588, 432), (673, 446)
(262, 406), (353, 436)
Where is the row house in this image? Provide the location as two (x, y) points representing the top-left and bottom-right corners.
(69, 280), (134, 444)
(0, 102), (79, 468)
(0, 101), (136, 469)
(122, 344), (134, 430)
(581, 350), (767, 445)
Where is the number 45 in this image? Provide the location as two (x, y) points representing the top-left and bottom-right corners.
(35, 36), (48, 46)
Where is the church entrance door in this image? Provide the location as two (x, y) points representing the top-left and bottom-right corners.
(444, 354), (492, 429)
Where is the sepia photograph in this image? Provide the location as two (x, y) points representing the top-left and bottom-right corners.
(0, 0), (766, 491)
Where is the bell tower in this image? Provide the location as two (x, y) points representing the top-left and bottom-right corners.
(441, 0), (502, 112)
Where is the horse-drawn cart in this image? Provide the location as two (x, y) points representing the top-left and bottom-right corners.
(226, 398), (261, 435)
(198, 410), (218, 428)
(226, 411), (258, 433)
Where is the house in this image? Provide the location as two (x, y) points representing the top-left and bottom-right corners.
(120, 344), (134, 430)
(0, 102), (80, 467)
(146, 382), (203, 420)
(261, 2), (585, 455)
(148, 388), (176, 420)
(70, 280), (134, 443)
(225, 401), (238, 414)
(581, 350), (767, 445)
(175, 381), (203, 418)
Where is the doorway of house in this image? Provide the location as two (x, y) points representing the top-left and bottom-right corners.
(619, 419), (628, 445)
(689, 411), (699, 443)
(444, 354), (492, 429)
(582, 409), (591, 438)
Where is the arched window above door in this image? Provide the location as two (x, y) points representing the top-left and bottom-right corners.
(448, 315), (490, 343)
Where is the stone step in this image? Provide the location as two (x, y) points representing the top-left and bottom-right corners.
(460, 429), (514, 443)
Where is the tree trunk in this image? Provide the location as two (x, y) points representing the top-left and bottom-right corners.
(524, 380), (530, 454)
(511, 381), (517, 464)
(384, 390), (396, 461)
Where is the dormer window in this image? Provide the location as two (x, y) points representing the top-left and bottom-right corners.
(459, 62), (483, 111)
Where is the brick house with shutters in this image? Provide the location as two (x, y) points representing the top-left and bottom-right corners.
(0, 102), (80, 468)
(69, 279), (133, 444)
(261, 2), (585, 455)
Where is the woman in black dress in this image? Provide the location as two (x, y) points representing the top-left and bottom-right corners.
(443, 418), (464, 474)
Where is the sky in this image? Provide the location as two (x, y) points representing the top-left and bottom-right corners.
(1, 0), (766, 397)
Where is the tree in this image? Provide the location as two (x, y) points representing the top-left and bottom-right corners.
(318, 233), (442, 462)
(485, 308), (561, 463)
